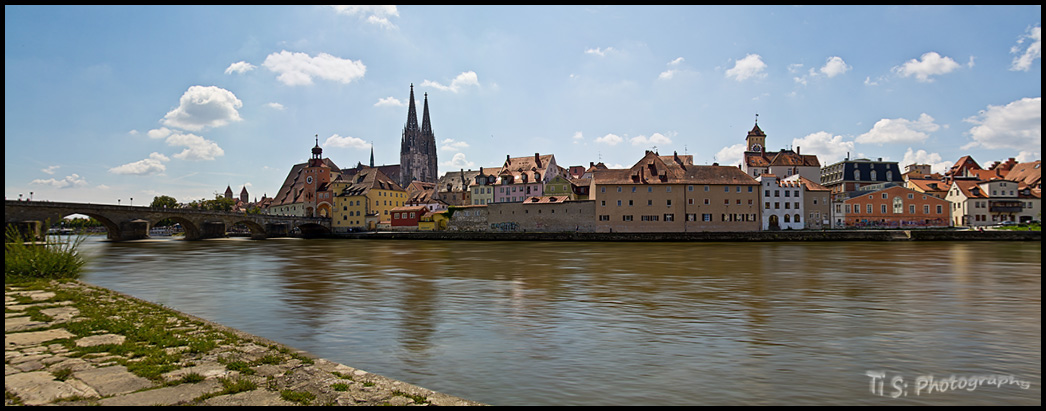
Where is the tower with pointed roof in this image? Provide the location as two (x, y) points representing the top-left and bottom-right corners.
(745, 115), (766, 153)
(399, 84), (438, 189)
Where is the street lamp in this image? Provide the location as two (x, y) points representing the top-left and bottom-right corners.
(118, 199), (121, 206)
(130, 197), (133, 206)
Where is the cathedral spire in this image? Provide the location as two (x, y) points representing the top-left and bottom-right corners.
(405, 83), (419, 134)
(370, 145), (374, 168)
(421, 92), (432, 136)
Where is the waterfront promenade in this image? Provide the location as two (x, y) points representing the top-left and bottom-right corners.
(5, 280), (484, 406)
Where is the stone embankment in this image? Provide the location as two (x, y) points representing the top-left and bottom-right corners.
(5, 281), (484, 406)
(335, 229), (1041, 242)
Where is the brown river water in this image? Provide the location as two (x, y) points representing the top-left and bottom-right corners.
(75, 236), (1040, 405)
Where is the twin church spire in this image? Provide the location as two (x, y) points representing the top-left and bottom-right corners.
(399, 83), (438, 188)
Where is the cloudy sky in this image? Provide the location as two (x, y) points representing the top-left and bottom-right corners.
(5, 5), (1041, 205)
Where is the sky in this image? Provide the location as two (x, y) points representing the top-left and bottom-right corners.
(5, 5), (1042, 205)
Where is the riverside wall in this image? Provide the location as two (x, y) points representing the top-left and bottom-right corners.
(332, 229), (1041, 242)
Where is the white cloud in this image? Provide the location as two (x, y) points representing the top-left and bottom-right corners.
(224, 61), (256, 75)
(714, 143), (747, 167)
(1016, 150), (1040, 163)
(595, 133), (623, 145)
(421, 71), (479, 93)
(161, 86), (243, 131)
(725, 54), (767, 82)
(41, 165), (60, 175)
(901, 147), (951, 174)
(629, 132), (673, 147)
(31, 173), (88, 188)
(1010, 25), (1041, 71)
(658, 57), (687, 80)
(167, 133), (225, 161)
(962, 97), (1041, 151)
(109, 152), (169, 176)
(855, 114), (940, 145)
(147, 127), (173, 139)
(324, 134), (371, 150)
(893, 52), (960, 82)
(792, 131), (856, 165)
(266, 102), (284, 110)
(440, 138), (469, 152)
(572, 131), (584, 140)
(329, 5), (399, 30)
(442, 152), (475, 169)
(585, 47), (616, 57)
(819, 56), (851, 77)
(262, 50), (366, 86)
(374, 96), (405, 107)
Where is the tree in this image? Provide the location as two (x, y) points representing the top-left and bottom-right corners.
(150, 195), (179, 209)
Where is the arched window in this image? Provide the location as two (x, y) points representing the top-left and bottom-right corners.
(784, 214), (791, 223)
(854, 169), (861, 181)
(794, 214), (801, 223)
(870, 170), (877, 180)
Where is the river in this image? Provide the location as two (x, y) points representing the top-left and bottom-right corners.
(74, 235), (1040, 405)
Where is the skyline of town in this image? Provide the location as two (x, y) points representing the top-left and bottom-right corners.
(5, 5), (1041, 205)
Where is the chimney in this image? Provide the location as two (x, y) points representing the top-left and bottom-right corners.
(535, 153), (541, 168)
(796, 146), (800, 155)
(590, 162), (594, 168)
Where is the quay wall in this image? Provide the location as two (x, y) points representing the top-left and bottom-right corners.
(332, 229), (1041, 242)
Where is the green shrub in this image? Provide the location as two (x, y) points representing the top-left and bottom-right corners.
(5, 225), (86, 282)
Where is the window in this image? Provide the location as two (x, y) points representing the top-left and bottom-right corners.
(784, 214), (791, 223)
(599, 215), (610, 221)
(725, 186), (730, 192)
(702, 213), (712, 221)
(632, 187), (637, 193)
(601, 200), (606, 207)
(725, 199), (730, 205)
(629, 200), (634, 206)
(748, 186), (753, 192)
(785, 190), (790, 197)
(765, 190), (771, 197)
(647, 199), (653, 206)
(909, 205), (915, 214)
(867, 204), (873, 214)
(881, 204), (887, 213)
(667, 199), (673, 206)
(794, 214), (801, 223)
(924, 205), (930, 214)
(908, 193), (914, 199)
(647, 187), (652, 193)
(667, 186), (672, 192)
(623, 215), (633, 221)
(617, 200), (622, 206)
(775, 190), (780, 197)
(704, 198), (710, 205)
(688, 198), (694, 205)
(686, 214), (696, 221)
(937, 205), (943, 214)
(785, 202), (790, 209)
(704, 185), (709, 191)
(688, 185), (693, 191)
(775, 202), (780, 209)
(765, 202), (771, 209)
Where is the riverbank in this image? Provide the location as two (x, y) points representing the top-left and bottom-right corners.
(5, 280), (485, 406)
(332, 229), (1041, 242)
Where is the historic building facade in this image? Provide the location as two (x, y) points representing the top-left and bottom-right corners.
(838, 184), (951, 228)
(266, 138), (341, 217)
(590, 151), (761, 233)
(399, 84), (438, 189)
(741, 120), (821, 183)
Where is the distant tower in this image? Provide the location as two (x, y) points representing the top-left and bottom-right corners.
(399, 84), (438, 188)
(745, 114), (766, 153)
(370, 145), (375, 168)
(239, 186), (249, 204)
(303, 134), (331, 217)
(224, 185), (234, 200)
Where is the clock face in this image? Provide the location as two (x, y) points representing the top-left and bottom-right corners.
(306, 176), (313, 184)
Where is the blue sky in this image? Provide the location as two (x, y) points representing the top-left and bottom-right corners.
(5, 5), (1041, 205)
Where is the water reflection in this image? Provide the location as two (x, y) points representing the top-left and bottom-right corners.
(78, 237), (1041, 406)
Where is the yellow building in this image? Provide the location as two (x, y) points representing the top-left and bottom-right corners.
(331, 167), (407, 232)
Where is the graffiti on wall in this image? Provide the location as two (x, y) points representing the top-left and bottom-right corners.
(490, 222), (519, 231)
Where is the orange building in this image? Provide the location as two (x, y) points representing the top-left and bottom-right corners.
(840, 185), (951, 228)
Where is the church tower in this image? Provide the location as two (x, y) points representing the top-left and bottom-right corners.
(399, 84), (438, 188)
(745, 114), (766, 153)
(303, 134), (331, 217)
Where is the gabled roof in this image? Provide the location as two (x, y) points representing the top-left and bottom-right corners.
(907, 178), (948, 193)
(497, 153), (557, 184)
(1003, 160), (1041, 188)
(950, 180), (989, 199)
(593, 151), (758, 186)
(335, 167), (402, 197)
(271, 158), (342, 206)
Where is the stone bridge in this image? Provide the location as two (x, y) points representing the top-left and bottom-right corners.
(5, 200), (331, 241)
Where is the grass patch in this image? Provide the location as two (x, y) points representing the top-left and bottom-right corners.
(224, 360), (255, 375)
(180, 372), (206, 384)
(5, 225), (87, 282)
(393, 390), (430, 404)
(332, 382), (350, 392)
(280, 389), (316, 405)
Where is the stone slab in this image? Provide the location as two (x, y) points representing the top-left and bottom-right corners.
(5, 316), (49, 332)
(5, 328), (75, 348)
(74, 365), (155, 397)
(76, 333), (125, 347)
(98, 379), (222, 406)
(200, 389), (298, 406)
(5, 370), (98, 405)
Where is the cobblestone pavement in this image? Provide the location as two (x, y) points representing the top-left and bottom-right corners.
(5, 281), (485, 406)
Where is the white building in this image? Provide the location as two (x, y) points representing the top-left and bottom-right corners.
(757, 174), (805, 230)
